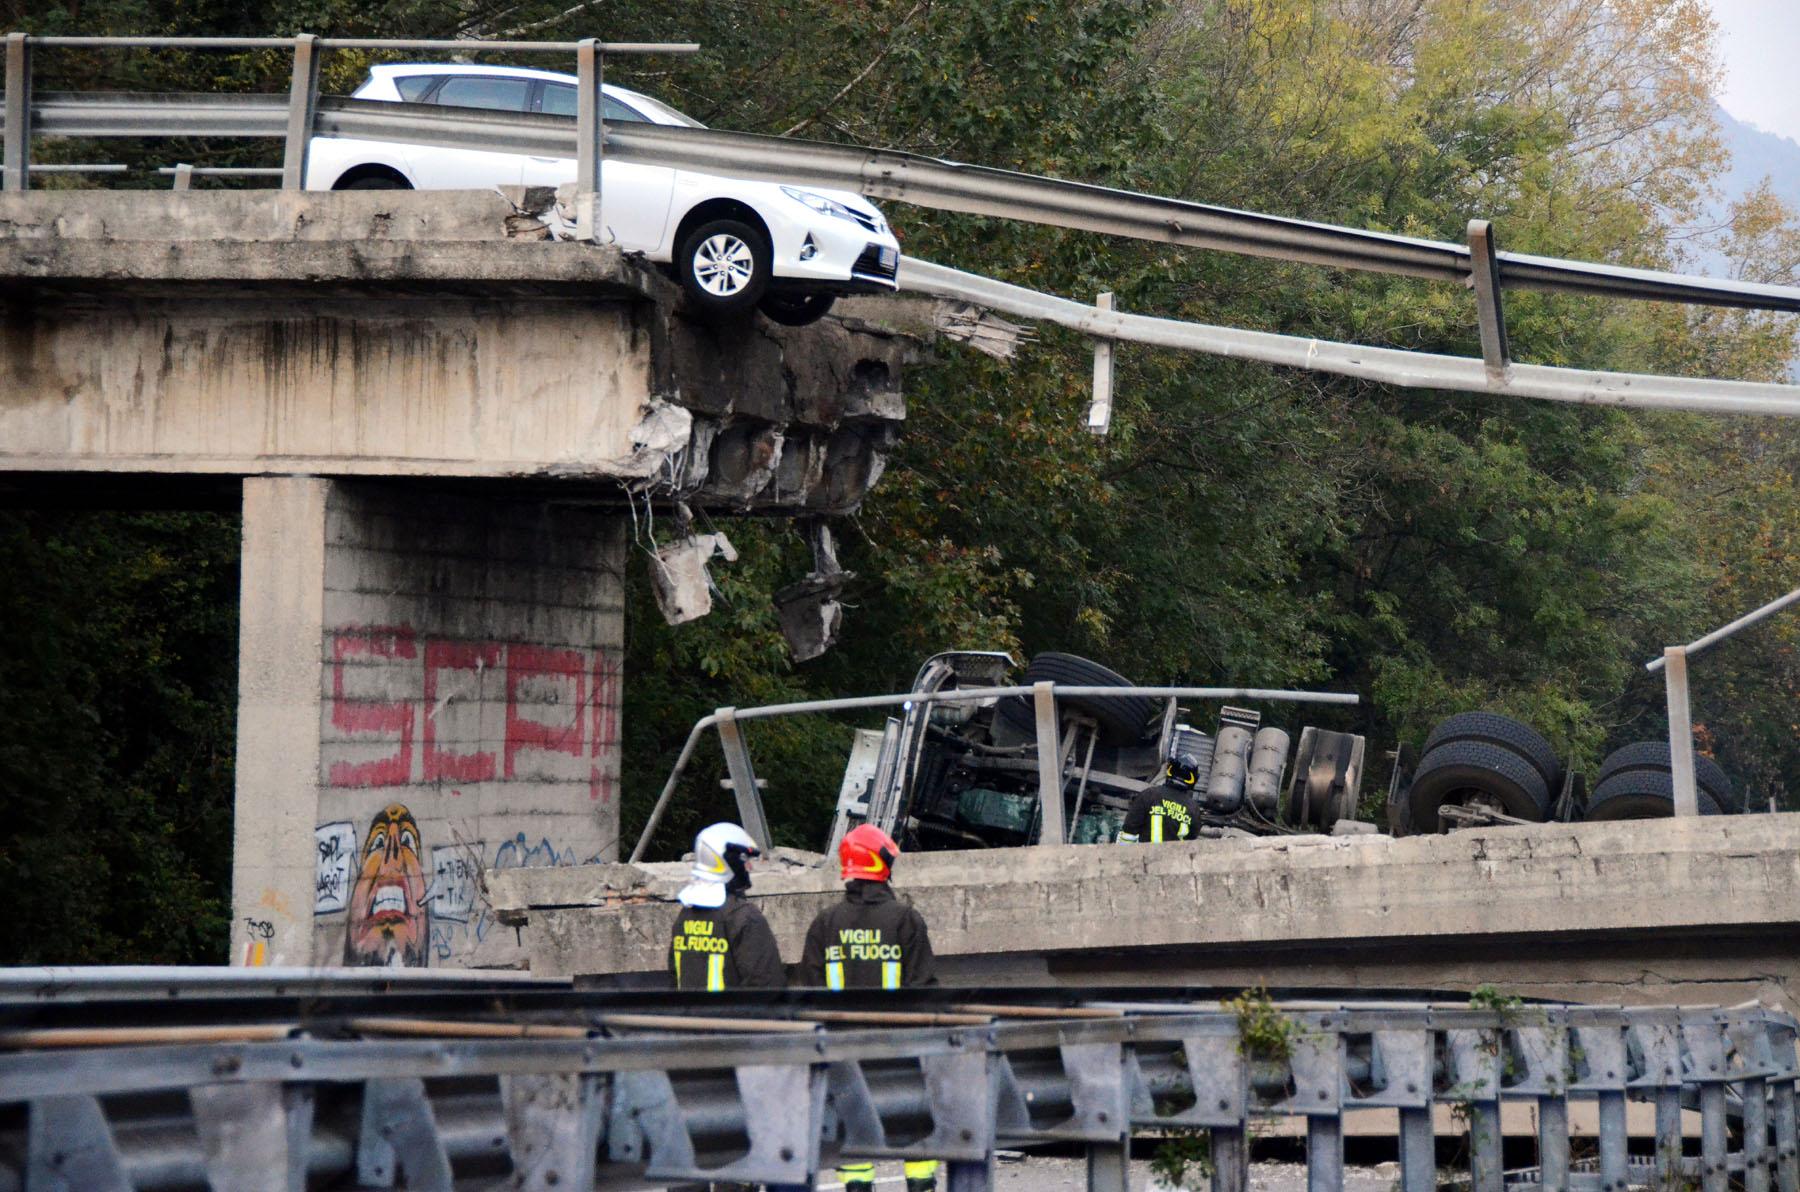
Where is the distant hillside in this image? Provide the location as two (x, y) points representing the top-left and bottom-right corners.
(1693, 104), (1800, 277)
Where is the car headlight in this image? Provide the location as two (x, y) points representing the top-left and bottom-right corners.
(781, 185), (875, 228)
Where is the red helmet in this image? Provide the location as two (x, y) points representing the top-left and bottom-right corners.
(840, 824), (899, 882)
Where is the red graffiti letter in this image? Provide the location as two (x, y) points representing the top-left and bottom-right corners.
(589, 648), (621, 802)
(328, 626), (417, 788)
(423, 640), (500, 783)
(504, 645), (587, 778)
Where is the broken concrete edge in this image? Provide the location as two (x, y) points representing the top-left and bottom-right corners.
(494, 811), (1800, 977)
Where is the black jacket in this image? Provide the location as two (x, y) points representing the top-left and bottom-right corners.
(1119, 781), (1203, 842)
(669, 893), (787, 991)
(800, 880), (938, 989)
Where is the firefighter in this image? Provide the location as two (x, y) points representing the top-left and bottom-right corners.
(802, 823), (939, 1192)
(1117, 752), (1205, 843)
(668, 822), (786, 991)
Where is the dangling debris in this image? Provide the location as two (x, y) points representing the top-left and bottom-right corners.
(774, 522), (854, 661)
(934, 301), (1034, 359)
(649, 532), (738, 625)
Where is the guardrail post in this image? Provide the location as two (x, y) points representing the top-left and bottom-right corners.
(4, 33), (29, 192)
(574, 37), (604, 241)
(1032, 681), (1067, 845)
(171, 162), (194, 191)
(1087, 292), (1115, 435)
(715, 707), (773, 851)
(1663, 646), (1700, 817)
(1467, 219), (1510, 380)
(281, 34), (319, 190)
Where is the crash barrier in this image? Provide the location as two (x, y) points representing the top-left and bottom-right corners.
(0, 986), (1794, 1192)
(629, 680), (1361, 861)
(8, 34), (1800, 418)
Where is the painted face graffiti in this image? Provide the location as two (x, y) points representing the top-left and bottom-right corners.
(345, 803), (428, 967)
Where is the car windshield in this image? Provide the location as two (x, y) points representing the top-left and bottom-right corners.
(614, 89), (705, 129)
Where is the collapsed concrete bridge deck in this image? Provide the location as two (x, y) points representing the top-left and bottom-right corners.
(493, 812), (1800, 1008)
(0, 188), (921, 971)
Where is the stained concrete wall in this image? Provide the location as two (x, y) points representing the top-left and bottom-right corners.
(492, 813), (1800, 1006)
(233, 478), (627, 970)
(308, 483), (625, 970)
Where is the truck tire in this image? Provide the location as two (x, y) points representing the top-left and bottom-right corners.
(1594, 741), (1737, 813)
(1407, 740), (1551, 832)
(1421, 712), (1561, 793)
(1586, 768), (1725, 820)
(994, 653), (1157, 747)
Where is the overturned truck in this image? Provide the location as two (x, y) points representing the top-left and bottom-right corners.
(631, 650), (1743, 863)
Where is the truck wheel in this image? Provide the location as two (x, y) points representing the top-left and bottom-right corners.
(1421, 712), (1561, 792)
(994, 652), (1157, 747)
(1407, 740), (1551, 832)
(1594, 741), (1737, 813)
(1586, 768), (1725, 820)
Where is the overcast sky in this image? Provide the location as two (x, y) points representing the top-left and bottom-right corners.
(1710, 0), (1800, 143)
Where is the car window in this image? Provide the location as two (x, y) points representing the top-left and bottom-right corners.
(540, 84), (650, 123)
(432, 76), (533, 113)
(394, 75), (438, 103)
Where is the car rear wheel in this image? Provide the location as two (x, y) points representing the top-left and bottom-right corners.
(759, 291), (837, 326)
(677, 218), (770, 317)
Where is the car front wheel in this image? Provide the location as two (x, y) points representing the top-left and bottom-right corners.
(758, 291), (836, 326)
(677, 219), (770, 317)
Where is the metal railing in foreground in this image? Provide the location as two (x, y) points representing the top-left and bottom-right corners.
(629, 682), (1359, 862)
(0, 992), (1792, 1192)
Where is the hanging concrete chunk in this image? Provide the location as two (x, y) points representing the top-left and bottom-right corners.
(649, 532), (738, 625)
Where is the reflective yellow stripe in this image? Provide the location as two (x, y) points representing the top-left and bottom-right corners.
(825, 961), (845, 990)
(882, 960), (901, 990)
(673, 948), (681, 985)
(706, 953), (724, 992)
(904, 1159), (941, 1178)
(839, 1162), (876, 1173)
(1150, 813), (1163, 843)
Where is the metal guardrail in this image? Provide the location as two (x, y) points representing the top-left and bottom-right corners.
(629, 682), (1359, 862)
(6, 33), (1800, 416)
(901, 259), (1800, 418)
(1647, 585), (1800, 816)
(0, 991), (1793, 1192)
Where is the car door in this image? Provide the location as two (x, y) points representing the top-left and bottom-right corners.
(525, 84), (676, 254)
(407, 74), (532, 190)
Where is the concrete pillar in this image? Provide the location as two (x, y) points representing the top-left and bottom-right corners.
(231, 476), (330, 966)
(231, 477), (626, 970)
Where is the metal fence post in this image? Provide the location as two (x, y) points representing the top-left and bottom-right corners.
(715, 707), (773, 851)
(1663, 646), (1700, 817)
(1468, 219), (1511, 379)
(1088, 292), (1115, 435)
(574, 37), (603, 242)
(280, 33), (319, 190)
(171, 162), (193, 191)
(3, 33), (29, 192)
(1033, 681), (1067, 844)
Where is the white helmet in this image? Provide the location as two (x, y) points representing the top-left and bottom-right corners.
(678, 822), (761, 908)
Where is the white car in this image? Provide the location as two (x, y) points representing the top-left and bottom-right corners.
(305, 64), (901, 325)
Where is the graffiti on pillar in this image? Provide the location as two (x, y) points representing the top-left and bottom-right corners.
(241, 917), (275, 967)
(324, 625), (620, 798)
(345, 803), (430, 968)
(314, 821), (357, 914)
(426, 844), (482, 924)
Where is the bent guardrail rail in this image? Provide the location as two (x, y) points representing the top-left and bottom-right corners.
(0, 990), (1792, 1192)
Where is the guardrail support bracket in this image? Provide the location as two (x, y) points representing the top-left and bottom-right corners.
(1467, 219), (1511, 380)
(4, 32), (30, 192)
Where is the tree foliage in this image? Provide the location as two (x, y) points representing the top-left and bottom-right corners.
(4, 0), (1800, 963)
